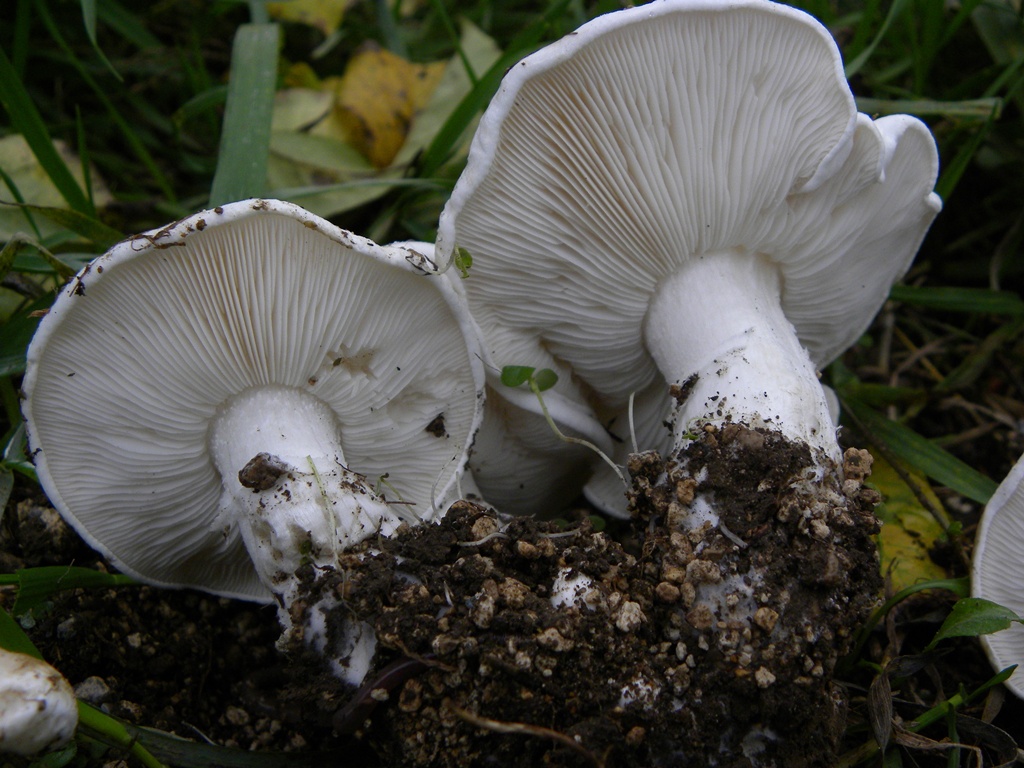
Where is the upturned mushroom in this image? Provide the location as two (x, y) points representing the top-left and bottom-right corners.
(436, 0), (940, 762)
(437, 0), (941, 516)
(22, 199), (484, 684)
(406, 241), (614, 516)
(0, 647), (77, 756)
(972, 453), (1024, 698)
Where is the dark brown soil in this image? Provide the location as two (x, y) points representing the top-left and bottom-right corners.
(1, 423), (1020, 767)
(277, 424), (883, 767)
(0, 491), (351, 764)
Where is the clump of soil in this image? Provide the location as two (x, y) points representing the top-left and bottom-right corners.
(289, 502), (654, 767)
(286, 424), (883, 767)
(627, 424), (883, 766)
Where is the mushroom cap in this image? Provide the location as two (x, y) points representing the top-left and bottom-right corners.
(972, 454), (1024, 698)
(23, 199), (484, 602)
(585, 111), (942, 514)
(421, 242), (612, 515)
(437, 0), (940, 417)
(469, 386), (598, 515)
(0, 648), (78, 756)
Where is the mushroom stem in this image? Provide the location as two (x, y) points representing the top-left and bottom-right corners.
(643, 251), (839, 462)
(210, 387), (405, 586)
(209, 386), (402, 685)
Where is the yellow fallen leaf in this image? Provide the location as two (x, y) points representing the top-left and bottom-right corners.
(267, 0), (348, 36)
(394, 18), (502, 167)
(314, 45), (445, 168)
(282, 61), (323, 90)
(0, 134), (111, 241)
(271, 88), (334, 132)
(869, 452), (950, 592)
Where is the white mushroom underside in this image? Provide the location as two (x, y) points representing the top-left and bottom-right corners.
(972, 453), (1024, 699)
(25, 207), (480, 600)
(438, 1), (940, 518)
(468, 386), (601, 516)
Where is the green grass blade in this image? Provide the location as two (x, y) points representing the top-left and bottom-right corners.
(129, 722), (344, 767)
(844, 0), (912, 79)
(938, 318), (1024, 392)
(21, 204), (124, 250)
(173, 85), (228, 132)
(8, 566), (138, 616)
(11, 0), (32, 75)
(0, 238), (15, 284)
(835, 381), (927, 409)
(78, 0), (122, 80)
(939, 0), (986, 48)
(855, 96), (1003, 120)
(96, 0), (160, 50)
(840, 395), (998, 504)
(416, 0), (573, 177)
(889, 284), (1024, 315)
(0, 166), (42, 238)
(0, 47), (93, 216)
(0, 466), (12, 518)
(75, 107), (97, 211)
(428, 0), (477, 85)
(209, 23), (281, 206)
(77, 704), (168, 768)
(35, 0), (176, 202)
(0, 294), (50, 377)
(376, 0), (407, 57)
(934, 109), (999, 201)
(0, 604), (43, 658)
(248, 0), (269, 25)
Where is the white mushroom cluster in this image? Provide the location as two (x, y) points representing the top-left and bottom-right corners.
(18, 0), (949, 756)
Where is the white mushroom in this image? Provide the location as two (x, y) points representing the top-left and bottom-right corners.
(436, 0), (941, 516)
(22, 199), (484, 684)
(972, 453), (1024, 699)
(467, 389), (603, 515)
(412, 241), (613, 516)
(435, 3), (941, 760)
(0, 648), (77, 756)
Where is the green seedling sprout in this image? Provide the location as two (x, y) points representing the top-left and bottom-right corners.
(453, 247), (473, 278)
(500, 365), (628, 491)
(924, 596), (1024, 653)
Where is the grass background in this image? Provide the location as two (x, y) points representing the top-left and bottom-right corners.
(2, 0), (1024, 765)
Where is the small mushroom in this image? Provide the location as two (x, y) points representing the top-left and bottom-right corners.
(0, 648), (77, 756)
(22, 199), (484, 684)
(467, 388), (606, 515)
(972, 453), (1024, 699)
(436, 0), (941, 516)
(407, 241), (613, 516)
